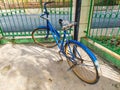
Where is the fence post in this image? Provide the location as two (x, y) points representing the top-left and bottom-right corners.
(74, 0), (81, 41)
(77, 0), (92, 40)
(0, 27), (3, 38)
(87, 0), (94, 37)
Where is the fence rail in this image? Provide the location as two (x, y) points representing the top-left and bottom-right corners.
(0, 0), (72, 40)
(0, 2), (70, 9)
(88, 0), (120, 55)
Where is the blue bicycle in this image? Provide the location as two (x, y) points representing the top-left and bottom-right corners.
(32, 1), (100, 84)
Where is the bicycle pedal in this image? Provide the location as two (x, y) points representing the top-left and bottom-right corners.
(67, 63), (80, 71)
(57, 59), (63, 63)
(67, 64), (76, 71)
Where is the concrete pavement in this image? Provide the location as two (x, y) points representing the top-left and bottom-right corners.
(0, 44), (120, 90)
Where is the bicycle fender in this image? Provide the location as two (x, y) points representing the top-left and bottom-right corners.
(66, 40), (100, 70)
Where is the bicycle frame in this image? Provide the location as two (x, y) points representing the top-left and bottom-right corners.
(38, 2), (77, 61)
(37, 19), (69, 54)
(37, 1), (98, 64)
(47, 20), (75, 61)
(32, 2), (100, 84)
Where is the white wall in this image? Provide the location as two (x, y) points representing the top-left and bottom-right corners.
(73, 0), (92, 40)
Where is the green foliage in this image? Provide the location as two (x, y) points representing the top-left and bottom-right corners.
(93, 36), (120, 55)
(94, 0), (117, 6)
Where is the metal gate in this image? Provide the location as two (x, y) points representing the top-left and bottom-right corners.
(0, 0), (72, 40)
(88, 0), (120, 55)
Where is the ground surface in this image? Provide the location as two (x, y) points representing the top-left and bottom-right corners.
(0, 44), (120, 90)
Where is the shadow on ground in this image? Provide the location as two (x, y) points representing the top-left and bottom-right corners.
(0, 44), (120, 90)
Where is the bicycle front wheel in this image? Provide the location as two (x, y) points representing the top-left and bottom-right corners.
(65, 41), (99, 84)
(32, 28), (57, 48)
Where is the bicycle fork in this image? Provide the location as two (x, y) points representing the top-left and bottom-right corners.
(66, 44), (85, 71)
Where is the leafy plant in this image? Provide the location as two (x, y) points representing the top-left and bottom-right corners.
(95, 0), (117, 6)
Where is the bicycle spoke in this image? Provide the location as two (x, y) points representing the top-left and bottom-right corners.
(32, 28), (57, 48)
(77, 63), (94, 67)
(65, 42), (99, 84)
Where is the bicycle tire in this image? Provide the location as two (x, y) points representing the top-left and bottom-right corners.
(32, 28), (57, 48)
(65, 41), (99, 84)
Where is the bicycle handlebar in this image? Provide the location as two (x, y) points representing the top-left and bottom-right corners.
(44, 1), (55, 5)
(40, 1), (55, 20)
(40, 13), (49, 20)
(43, 1), (55, 14)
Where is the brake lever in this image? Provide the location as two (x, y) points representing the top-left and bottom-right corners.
(45, 1), (55, 5)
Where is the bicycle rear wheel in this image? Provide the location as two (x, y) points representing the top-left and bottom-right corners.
(32, 28), (57, 48)
(65, 41), (99, 84)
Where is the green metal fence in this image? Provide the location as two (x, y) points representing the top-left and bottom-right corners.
(0, 0), (72, 43)
(88, 0), (120, 55)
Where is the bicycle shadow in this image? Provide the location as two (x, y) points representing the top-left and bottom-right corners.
(0, 44), (120, 90)
(0, 44), (80, 90)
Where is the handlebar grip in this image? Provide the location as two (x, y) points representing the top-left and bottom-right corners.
(43, 1), (55, 14)
(40, 14), (49, 20)
(41, 16), (49, 20)
(44, 1), (55, 5)
(40, 13), (45, 17)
